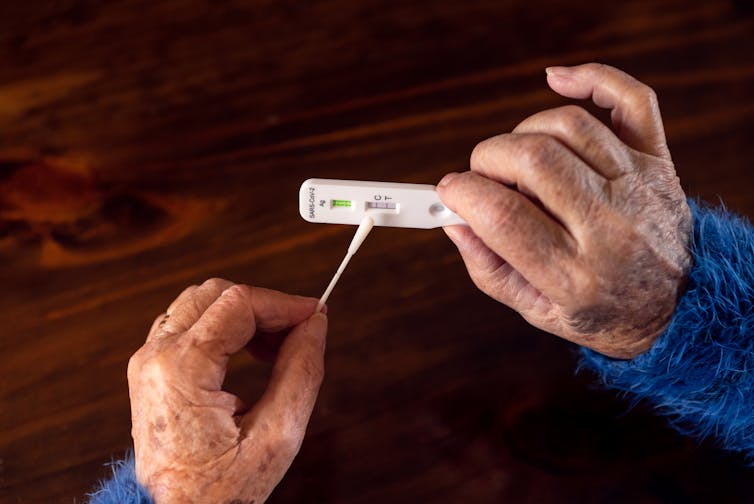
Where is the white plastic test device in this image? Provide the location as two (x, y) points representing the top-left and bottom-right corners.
(298, 178), (466, 229)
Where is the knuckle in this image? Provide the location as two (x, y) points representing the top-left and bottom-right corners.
(467, 273), (493, 298)
(641, 84), (658, 103)
(271, 425), (304, 459)
(513, 110), (549, 133)
(469, 140), (488, 168)
(470, 135), (504, 170)
(126, 352), (143, 381)
(553, 105), (592, 136)
(588, 62), (611, 73)
(126, 346), (172, 383)
(213, 285), (255, 322)
(139, 351), (174, 381)
(220, 283), (252, 303)
(626, 82), (658, 109)
(515, 134), (557, 169)
(203, 277), (231, 290)
(153, 312), (166, 326)
(584, 62), (617, 78)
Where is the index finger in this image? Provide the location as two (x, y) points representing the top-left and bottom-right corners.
(184, 285), (319, 390)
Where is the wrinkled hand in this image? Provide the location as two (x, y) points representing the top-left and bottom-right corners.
(438, 63), (692, 359)
(127, 278), (327, 503)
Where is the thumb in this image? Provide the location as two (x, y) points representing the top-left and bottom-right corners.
(240, 312), (328, 441)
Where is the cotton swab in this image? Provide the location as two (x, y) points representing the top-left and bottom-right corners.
(316, 215), (374, 312)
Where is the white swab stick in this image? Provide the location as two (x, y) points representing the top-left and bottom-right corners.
(316, 216), (374, 312)
(316, 253), (353, 312)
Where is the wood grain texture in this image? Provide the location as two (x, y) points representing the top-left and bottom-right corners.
(1, 0), (754, 502)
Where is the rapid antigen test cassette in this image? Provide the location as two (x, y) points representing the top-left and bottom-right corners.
(299, 178), (466, 229)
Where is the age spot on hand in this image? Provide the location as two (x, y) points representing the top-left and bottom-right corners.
(155, 416), (167, 432)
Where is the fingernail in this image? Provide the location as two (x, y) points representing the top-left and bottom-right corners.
(437, 172), (459, 188)
(545, 66), (571, 77)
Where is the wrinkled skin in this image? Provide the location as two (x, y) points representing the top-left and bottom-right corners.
(127, 63), (690, 504)
(438, 63), (692, 359)
(128, 278), (327, 503)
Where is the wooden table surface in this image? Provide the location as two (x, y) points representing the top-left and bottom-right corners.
(2, 1), (754, 502)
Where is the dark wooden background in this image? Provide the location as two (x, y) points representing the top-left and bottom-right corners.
(2, 1), (754, 502)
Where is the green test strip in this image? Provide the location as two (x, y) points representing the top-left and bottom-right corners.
(332, 199), (352, 208)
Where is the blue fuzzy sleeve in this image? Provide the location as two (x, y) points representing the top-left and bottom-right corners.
(580, 199), (754, 458)
(87, 452), (153, 504)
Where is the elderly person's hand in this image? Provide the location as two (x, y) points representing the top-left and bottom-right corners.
(438, 63), (692, 359)
(127, 278), (327, 503)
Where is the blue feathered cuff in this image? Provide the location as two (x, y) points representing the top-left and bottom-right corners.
(88, 451), (153, 504)
(579, 199), (754, 459)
